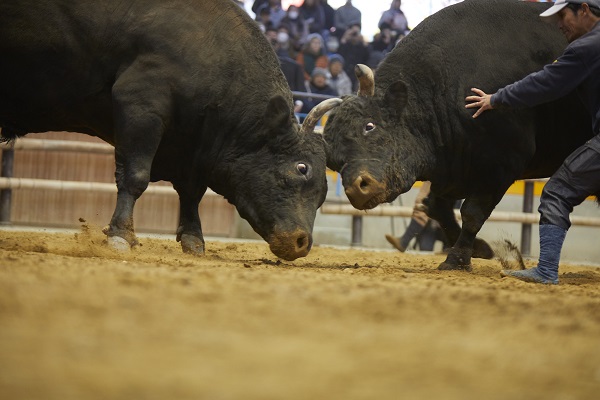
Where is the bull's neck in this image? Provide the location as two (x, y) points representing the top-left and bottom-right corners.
(393, 104), (438, 183)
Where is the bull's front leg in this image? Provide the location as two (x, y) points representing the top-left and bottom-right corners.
(104, 67), (168, 250)
(438, 193), (500, 271)
(173, 181), (207, 255)
(104, 148), (160, 250)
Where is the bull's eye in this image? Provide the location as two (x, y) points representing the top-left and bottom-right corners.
(364, 122), (376, 134)
(297, 163), (309, 175)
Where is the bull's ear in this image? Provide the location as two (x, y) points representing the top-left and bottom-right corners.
(264, 95), (293, 133)
(382, 81), (408, 120)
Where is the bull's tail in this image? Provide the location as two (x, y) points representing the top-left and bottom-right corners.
(496, 239), (527, 271)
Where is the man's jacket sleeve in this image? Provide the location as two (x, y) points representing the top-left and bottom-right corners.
(491, 46), (588, 109)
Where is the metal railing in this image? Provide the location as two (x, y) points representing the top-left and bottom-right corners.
(320, 180), (600, 256)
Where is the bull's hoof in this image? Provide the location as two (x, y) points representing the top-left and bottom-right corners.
(473, 237), (495, 259)
(438, 249), (473, 271)
(107, 236), (130, 252)
(180, 234), (205, 255)
(438, 261), (472, 272)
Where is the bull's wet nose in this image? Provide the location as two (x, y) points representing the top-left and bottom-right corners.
(345, 173), (386, 209)
(269, 230), (313, 261)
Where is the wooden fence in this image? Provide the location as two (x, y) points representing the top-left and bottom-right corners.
(0, 132), (235, 236)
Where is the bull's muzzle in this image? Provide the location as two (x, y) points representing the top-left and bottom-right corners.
(268, 229), (313, 261)
(345, 172), (387, 210)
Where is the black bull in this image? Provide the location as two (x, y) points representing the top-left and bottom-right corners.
(0, 0), (340, 261)
(323, 0), (595, 270)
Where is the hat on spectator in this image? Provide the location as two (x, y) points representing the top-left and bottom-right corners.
(311, 67), (328, 79)
(329, 54), (345, 66)
(540, 0), (600, 17)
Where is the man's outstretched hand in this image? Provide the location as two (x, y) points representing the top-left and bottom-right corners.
(465, 88), (494, 118)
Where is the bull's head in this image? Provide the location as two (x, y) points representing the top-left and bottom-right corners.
(323, 64), (421, 210)
(218, 96), (341, 261)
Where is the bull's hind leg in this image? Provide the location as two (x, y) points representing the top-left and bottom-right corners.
(424, 195), (461, 245)
(438, 192), (502, 271)
(424, 195), (494, 263)
(173, 182), (207, 255)
(104, 66), (169, 250)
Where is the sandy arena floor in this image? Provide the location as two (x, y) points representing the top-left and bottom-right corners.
(1, 227), (599, 400)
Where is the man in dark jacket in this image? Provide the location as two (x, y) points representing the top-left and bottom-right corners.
(466, 0), (600, 284)
(338, 23), (370, 91)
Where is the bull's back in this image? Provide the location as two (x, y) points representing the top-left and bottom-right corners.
(381, 0), (564, 90)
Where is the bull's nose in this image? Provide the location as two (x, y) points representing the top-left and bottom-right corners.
(345, 173), (386, 209)
(294, 232), (312, 253)
(269, 229), (313, 261)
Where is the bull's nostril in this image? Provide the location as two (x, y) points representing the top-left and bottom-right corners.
(297, 235), (307, 250)
(359, 179), (369, 189)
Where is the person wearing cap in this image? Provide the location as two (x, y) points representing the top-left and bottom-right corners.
(300, 67), (338, 115)
(296, 33), (329, 81)
(465, 1), (600, 284)
(327, 54), (353, 96)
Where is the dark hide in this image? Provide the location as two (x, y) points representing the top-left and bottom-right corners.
(324, 0), (593, 269)
(0, 0), (328, 260)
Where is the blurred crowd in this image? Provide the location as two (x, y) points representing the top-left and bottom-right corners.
(236, 0), (411, 114)
(236, 0), (555, 114)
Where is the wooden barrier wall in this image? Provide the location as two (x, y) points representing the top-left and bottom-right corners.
(0, 132), (236, 236)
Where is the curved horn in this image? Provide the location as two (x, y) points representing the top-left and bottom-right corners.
(299, 97), (342, 135)
(355, 64), (375, 97)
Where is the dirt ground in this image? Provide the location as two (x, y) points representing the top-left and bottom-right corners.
(1, 227), (600, 400)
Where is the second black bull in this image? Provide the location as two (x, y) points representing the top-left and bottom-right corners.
(323, 0), (594, 270)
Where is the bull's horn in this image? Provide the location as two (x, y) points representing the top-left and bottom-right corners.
(355, 64), (374, 97)
(299, 98), (342, 135)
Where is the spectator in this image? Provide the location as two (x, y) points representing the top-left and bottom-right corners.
(281, 5), (309, 57)
(296, 33), (329, 81)
(367, 23), (396, 69)
(255, 0), (286, 30)
(300, 0), (326, 35)
(325, 34), (340, 54)
(251, 0), (268, 14)
(275, 24), (294, 58)
(322, 0), (336, 34)
(264, 26), (278, 43)
(327, 54), (353, 96)
(267, 28), (307, 95)
(334, 0), (362, 38)
(301, 67), (338, 114)
(385, 182), (450, 253)
(256, 6), (275, 31)
(338, 23), (370, 91)
(379, 0), (411, 39)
